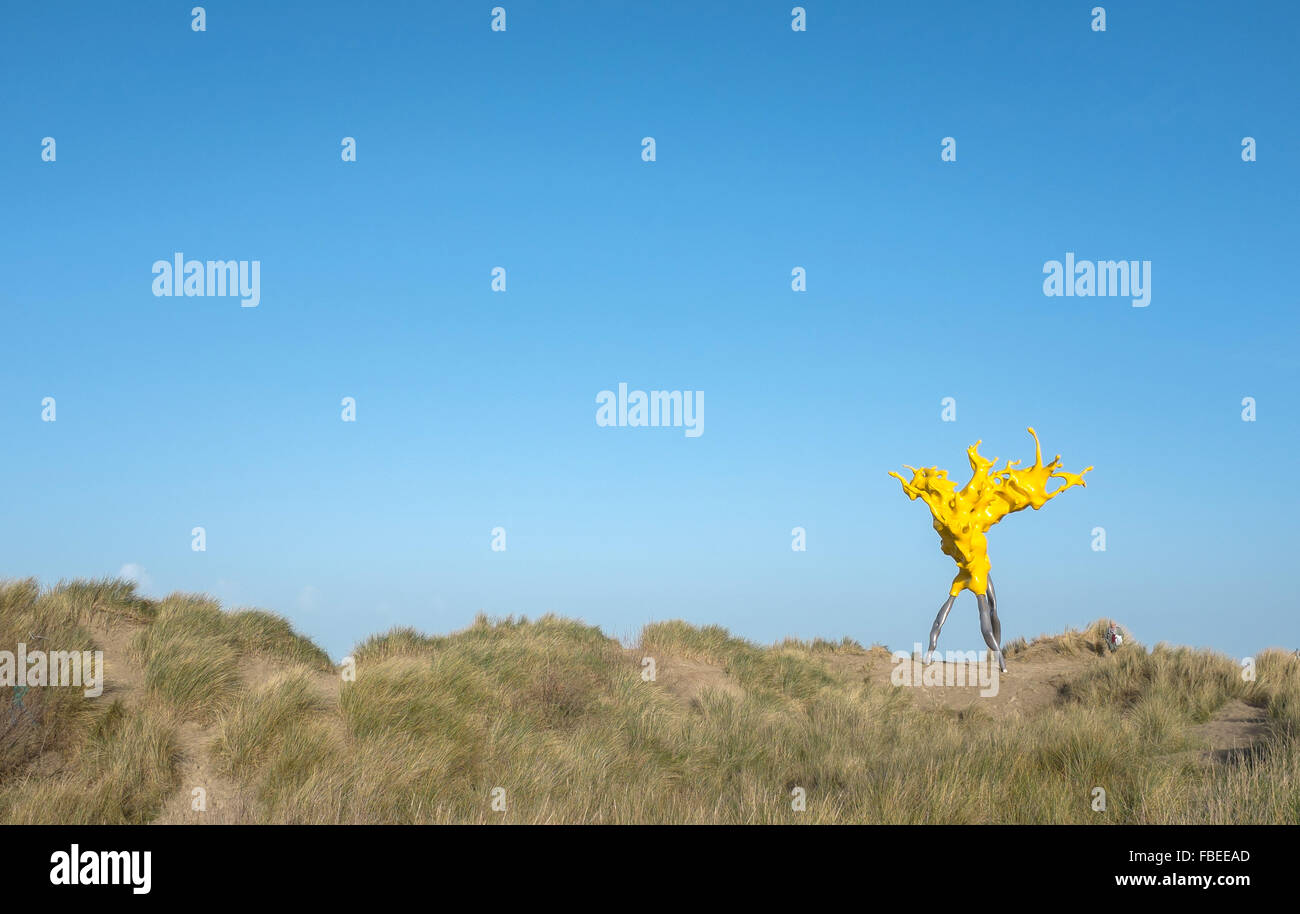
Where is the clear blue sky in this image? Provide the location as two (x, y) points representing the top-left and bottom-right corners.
(2, 2), (1297, 661)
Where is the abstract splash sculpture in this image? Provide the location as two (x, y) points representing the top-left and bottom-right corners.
(889, 428), (1092, 673)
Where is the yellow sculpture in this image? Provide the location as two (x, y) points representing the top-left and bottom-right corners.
(890, 427), (1091, 672)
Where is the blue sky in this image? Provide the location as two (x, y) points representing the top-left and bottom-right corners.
(2, 1), (1297, 661)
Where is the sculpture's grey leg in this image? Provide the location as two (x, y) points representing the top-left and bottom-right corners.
(925, 594), (957, 663)
(986, 576), (1001, 645)
(977, 592), (1007, 673)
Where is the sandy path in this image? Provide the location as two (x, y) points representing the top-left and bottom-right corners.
(86, 607), (340, 824)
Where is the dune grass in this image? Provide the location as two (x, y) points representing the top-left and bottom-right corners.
(640, 619), (839, 701)
(0, 578), (102, 781)
(3, 576), (1299, 823)
(0, 578), (332, 823)
(2, 699), (182, 825)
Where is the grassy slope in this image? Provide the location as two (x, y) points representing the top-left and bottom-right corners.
(2, 577), (1298, 824)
